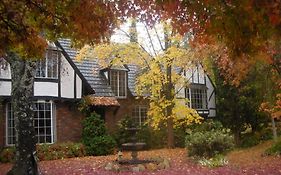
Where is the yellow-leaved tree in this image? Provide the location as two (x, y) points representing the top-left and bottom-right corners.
(79, 19), (202, 148)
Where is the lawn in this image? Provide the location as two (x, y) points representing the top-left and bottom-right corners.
(1, 141), (281, 175)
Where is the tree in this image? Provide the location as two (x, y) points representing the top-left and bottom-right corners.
(81, 20), (202, 148)
(115, 0), (281, 84)
(213, 60), (269, 145)
(1, 1), (117, 174)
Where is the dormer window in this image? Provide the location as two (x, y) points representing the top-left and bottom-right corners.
(185, 84), (208, 110)
(109, 70), (127, 98)
(36, 49), (59, 79)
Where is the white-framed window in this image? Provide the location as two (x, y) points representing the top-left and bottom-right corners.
(36, 49), (59, 79)
(132, 105), (148, 126)
(109, 70), (127, 98)
(185, 85), (207, 110)
(6, 101), (55, 145)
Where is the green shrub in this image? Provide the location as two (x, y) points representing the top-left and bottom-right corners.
(259, 127), (273, 141)
(265, 139), (281, 155)
(37, 142), (86, 160)
(174, 126), (189, 148)
(82, 113), (116, 156)
(0, 142), (86, 163)
(0, 147), (16, 163)
(240, 133), (260, 148)
(198, 154), (228, 167)
(114, 117), (167, 149)
(115, 116), (188, 149)
(185, 120), (234, 158)
(114, 116), (134, 147)
(137, 124), (167, 149)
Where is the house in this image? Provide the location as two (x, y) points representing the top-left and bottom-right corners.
(0, 39), (216, 147)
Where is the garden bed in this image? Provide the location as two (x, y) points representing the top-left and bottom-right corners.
(1, 142), (281, 175)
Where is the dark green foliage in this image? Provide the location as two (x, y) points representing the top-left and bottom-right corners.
(37, 142), (86, 160)
(81, 113), (116, 156)
(0, 147), (16, 163)
(174, 126), (190, 148)
(114, 116), (134, 147)
(137, 124), (167, 149)
(211, 61), (270, 146)
(185, 120), (234, 158)
(114, 116), (170, 149)
(0, 142), (86, 163)
(240, 133), (260, 148)
(256, 127), (274, 141)
(265, 138), (281, 155)
(114, 116), (188, 149)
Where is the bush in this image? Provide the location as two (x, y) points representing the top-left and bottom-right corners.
(114, 116), (134, 147)
(0, 142), (86, 163)
(185, 120), (234, 158)
(198, 154), (228, 167)
(265, 139), (281, 155)
(137, 124), (167, 149)
(259, 127), (273, 141)
(114, 116), (167, 149)
(0, 147), (16, 163)
(82, 113), (116, 156)
(37, 142), (86, 160)
(240, 133), (260, 148)
(174, 126), (189, 148)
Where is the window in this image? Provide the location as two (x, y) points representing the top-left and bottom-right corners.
(132, 106), (148, 126)
(6, 101), (55, 145)
(109, 70), (127, 98)
(185, 85), (207, 109)
(36, 50), (59, 79)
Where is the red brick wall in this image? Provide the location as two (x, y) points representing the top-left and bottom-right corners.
(55, 101), (85, 143)
(0, 97), (146, 147)
(0, 101), (85, 147)
(104, 94), (149, 131)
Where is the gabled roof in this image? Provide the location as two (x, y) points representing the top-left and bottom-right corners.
(57, 39), (138, 97)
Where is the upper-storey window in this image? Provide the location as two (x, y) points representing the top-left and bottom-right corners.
(185, 84), (208, 110)
(36, 50), (59, 79)
(109, 70), (127, 98)
(0, 58), (10, 79)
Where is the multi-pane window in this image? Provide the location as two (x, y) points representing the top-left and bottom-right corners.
(33, 102), (54, 143)
(6, 104), (15, 145)
(185, 85), (207, 109)
(36, 50), (59, 79)
(132, 106), (148, 126)
(109, 70), (127, 98)
(6, 101), (55, 145)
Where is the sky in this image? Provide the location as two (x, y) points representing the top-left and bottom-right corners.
(110, 21), (165, 56)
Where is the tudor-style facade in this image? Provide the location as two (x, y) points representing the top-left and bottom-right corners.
(177, 64), (216, 118)
(0, 41), (94, 147)
(0, 39), (216, 147)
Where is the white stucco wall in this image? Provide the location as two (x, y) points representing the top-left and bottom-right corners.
(0, 65), (11, 79)
(60, 55), (74, 98)
(0, 81), (11, 96)
(76, 74), (82, 98)
(206, 75), (216, 117)
(34, 82), (58, 96)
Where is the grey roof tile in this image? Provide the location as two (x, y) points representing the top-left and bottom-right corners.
(58, 39), (138, 97)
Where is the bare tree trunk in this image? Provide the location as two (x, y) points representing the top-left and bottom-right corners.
(6, 52), (38, 175)
(234, 130), (241, 146)
(166, 64), (175, 148)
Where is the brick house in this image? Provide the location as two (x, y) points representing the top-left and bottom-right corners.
(0, 39), (216, 147)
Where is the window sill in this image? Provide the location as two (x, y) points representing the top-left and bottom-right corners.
(35, 78), (58, 83)
(115, 96), (127, 99)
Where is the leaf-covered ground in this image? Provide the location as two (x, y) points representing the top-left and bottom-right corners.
(1, 141), (281, 175)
